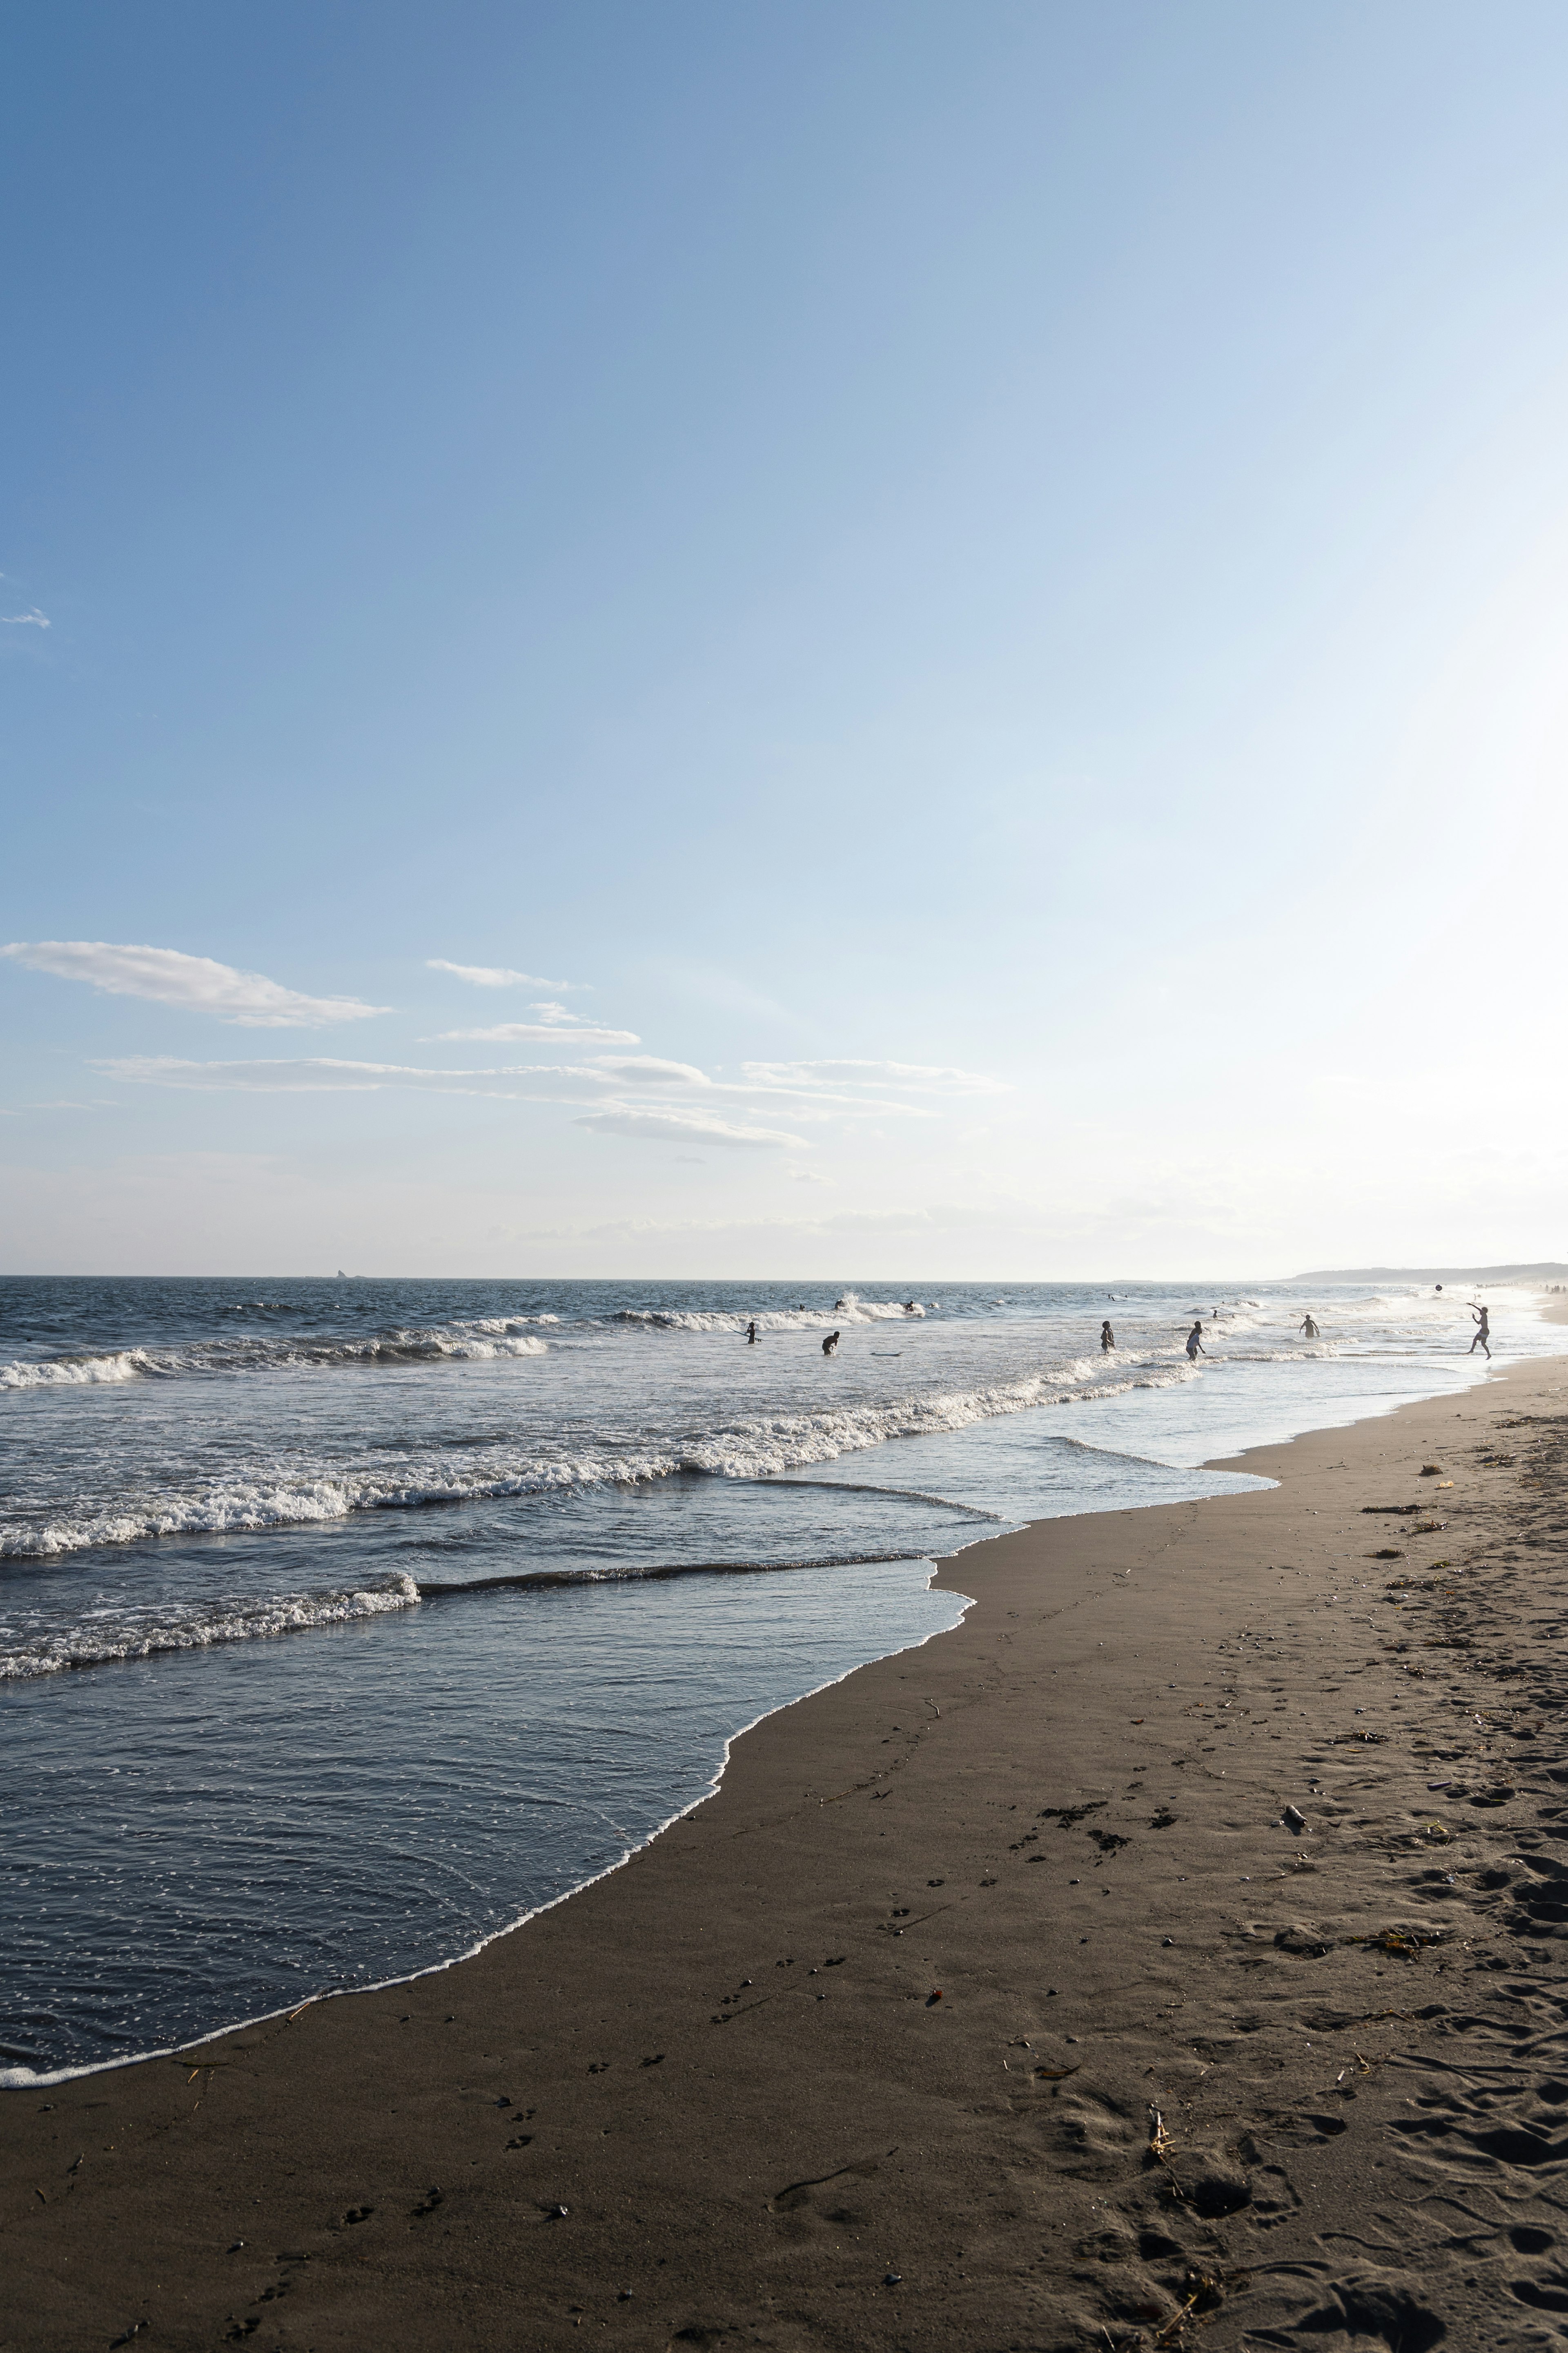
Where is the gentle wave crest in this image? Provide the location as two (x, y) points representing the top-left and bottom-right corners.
(0, 1571), (421, 1679)
(0, 1355), (1196, 1558)
(614, 1290), (928, 1334)
(0, 1321), (551, 1389)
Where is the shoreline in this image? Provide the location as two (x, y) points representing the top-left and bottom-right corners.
(1, 1575), (975, 2098)
(7, 1351), (1568, 2347)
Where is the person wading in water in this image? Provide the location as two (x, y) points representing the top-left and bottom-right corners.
(1469, 1304), (1491, 1359)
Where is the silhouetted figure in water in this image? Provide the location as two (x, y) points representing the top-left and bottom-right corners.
(822, 1330), (840, 1356)
(1101, 1321), (1115, 1352)
(1185, 1320), (1207, 1361)
(1299, 1314), (1319, 1339)
(1469, 1305), (1491, 1359)
(746, 1321), (758, 1344)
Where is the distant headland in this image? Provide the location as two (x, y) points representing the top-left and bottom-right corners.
(1292, 1261), (1568, 1282)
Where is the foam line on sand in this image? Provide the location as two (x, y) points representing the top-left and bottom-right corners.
(7, 1355), (1568, 2348)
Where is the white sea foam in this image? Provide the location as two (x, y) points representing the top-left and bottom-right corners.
(0, 1352), (1197, 1559)
(0, 1350), (151, 1389)
(0, 1322), (550, 1389)
(0, 1571), (421, 1679)
(614, 1290), (924, 1334)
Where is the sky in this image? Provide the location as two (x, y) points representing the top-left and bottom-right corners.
(4, 0), (1568, 1280)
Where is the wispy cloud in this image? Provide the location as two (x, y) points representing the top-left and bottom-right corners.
(430, 999), (638, 1045)
(575, 1107), (803, 1149)
(96, 1055), (638, 1100)
(3, 942), (388, 1027)
(427, 959), (586, 990)
(588, 1057), (710, 1087)
(1, 608), (50, 628)
(741, 1058), (1007, 1096)
(433, 1019), (642, 1047)
(97, 1053), (806, 1146)
(90, 1050), (960, 1132)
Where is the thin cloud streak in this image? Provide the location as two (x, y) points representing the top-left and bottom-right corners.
(1, 608), (50, 628)
(742, 1057), (1007, 1095)
(96, 1054), (806, 1146)
(431, 999), (637, 1045)
(432, 1020), (641, 1046)
(427, 959), (587, 990)
(95, 1050), (935, 1118)
(575, 1108), (803, 1149)
(3, 941), (388, 1027)
(97, 1055), (655, 1101)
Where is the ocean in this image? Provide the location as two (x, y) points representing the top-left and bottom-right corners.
(3, 1274), (1559, 2084)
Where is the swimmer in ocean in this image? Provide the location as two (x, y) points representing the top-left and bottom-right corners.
(1101, 1321), (1115, 1352)
(746, 1320), (757, 1344)
(822, 1330), (840, 1356)
(1186, 1320), (1207, 1360)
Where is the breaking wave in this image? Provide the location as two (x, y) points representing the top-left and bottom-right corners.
(614, 1291), (929, 1334)
(0, 1355), (1196, 1559)
(0, 1320), (551, 1390)
(2, 1571), (422, 1679)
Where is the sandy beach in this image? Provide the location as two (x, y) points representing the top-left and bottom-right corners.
(7, 1352), (1568, 2351)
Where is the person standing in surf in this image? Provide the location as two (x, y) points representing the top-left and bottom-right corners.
(1469, 1304), (1491, 1359)
(1186, 1320), (1207, 1361)
(1101, 1321), (1115, 1352)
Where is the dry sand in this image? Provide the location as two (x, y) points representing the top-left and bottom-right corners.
(8, 1354), (1568, 2351)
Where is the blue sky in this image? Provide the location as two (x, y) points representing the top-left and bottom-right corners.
(4, 1), (1568, 1276)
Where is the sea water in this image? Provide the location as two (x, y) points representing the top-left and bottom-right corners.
(2, 1275), (1558, 2079)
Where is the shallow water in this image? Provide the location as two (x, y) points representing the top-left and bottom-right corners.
(3, 1274), (1557, 2079)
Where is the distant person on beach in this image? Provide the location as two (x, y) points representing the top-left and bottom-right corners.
(822, 1330), (840, 1356)
(746, 1321), (757, 1345)
(1299, 1314), (1319, 1339)
(1469, 1305), (1491, 1359)
(1101, 1321), (1115, 1352)
(1186, 1320), (1207, 1360)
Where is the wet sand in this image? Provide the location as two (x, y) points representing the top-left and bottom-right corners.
(7, 1353), (1568, 2350)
